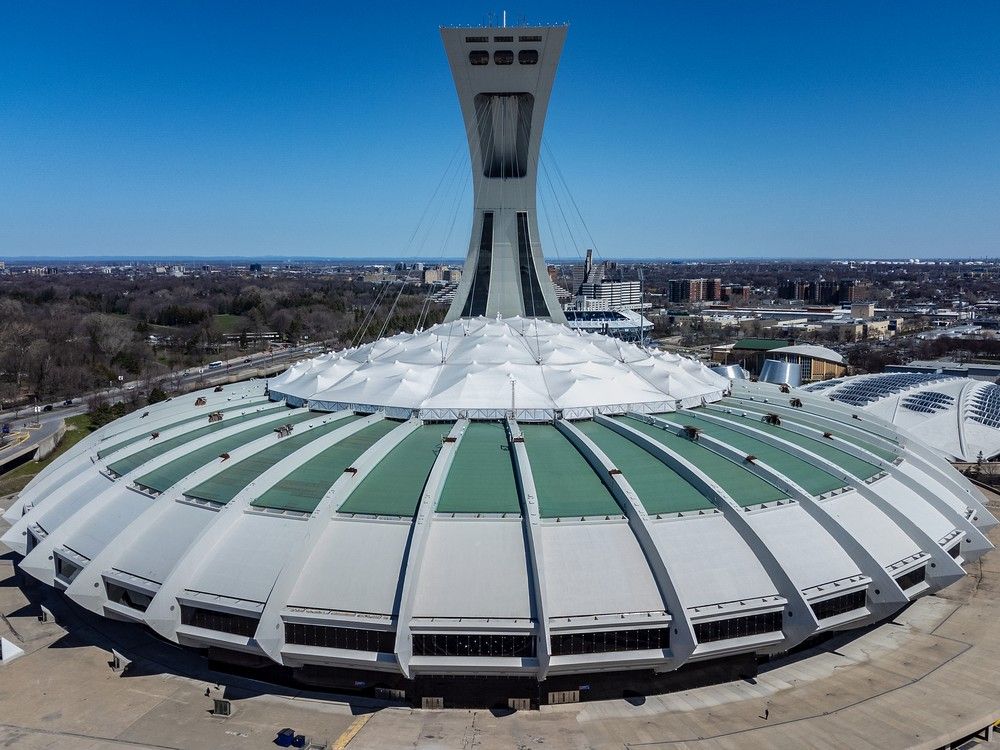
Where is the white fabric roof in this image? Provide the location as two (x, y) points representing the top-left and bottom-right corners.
(269, 317), (729, 420)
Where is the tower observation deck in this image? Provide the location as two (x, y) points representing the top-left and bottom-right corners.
(441, 25), (568, 323)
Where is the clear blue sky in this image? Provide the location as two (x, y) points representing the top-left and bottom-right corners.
(1, 1), (998, 260)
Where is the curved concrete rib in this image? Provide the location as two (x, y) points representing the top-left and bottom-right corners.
(555, 418), (697, 667)
(3, 397), (284, 554)
(658, 414), (909, 621)
(727, 394), (998, 530)
(599, 414), (821, 652)
(8, 402), (315, 575)
(254, 417), (422, 664)
(684, 409), (966, 590)
(392, 419), (469, 679)
(506, 418), (553, 679)
(7, 385), (266, 521)
(61, 409), (357, 616)
(704, 405), (993, 559)
(140, 413), (387, 643)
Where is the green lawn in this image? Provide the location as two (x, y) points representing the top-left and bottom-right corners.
(212, 314), (248, 333)
(0, 414), (92, 497)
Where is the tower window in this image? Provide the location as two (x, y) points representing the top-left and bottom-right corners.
(469, 50), (489, 66)
(518, 50), (539, 65)
(519, 35), (542, 42)
(465, 36), (488, 43)
(494, 35), (513, 42)
(494, 50), (514, 65)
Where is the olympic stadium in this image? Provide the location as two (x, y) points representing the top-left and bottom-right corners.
(2, 23), (996, 709)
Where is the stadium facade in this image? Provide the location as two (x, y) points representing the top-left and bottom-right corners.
(2, 24), (996, 708)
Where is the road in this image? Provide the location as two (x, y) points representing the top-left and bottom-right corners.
(0, 341), (328, 425)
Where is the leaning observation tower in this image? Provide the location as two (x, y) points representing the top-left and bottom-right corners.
(441, 25), (566, 322)
(2, 23), (995, 710)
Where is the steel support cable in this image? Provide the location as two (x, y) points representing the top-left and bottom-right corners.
(353, 140), (464, 347)
(351, 277), (393, 348)
(354, 278), (391, 345)
(539, 157), (582, 257)
(543, 140), (602, 263)
(381, 141), (469, 339)
(417, 165), (471, 331)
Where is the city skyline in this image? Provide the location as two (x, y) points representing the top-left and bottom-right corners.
(2, 1), (998, 259)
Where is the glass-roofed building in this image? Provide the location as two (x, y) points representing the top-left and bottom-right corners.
(3, 22), (996, 709)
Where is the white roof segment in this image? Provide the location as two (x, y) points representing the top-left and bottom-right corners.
(116, 501), (217, 583)
(823, 492), (921, 568)
(61, 489), (153, 561)
(34, 473), (111, 534)
(288, 518), (411, 616)
(541, 521), (666, 621)
(412, 518), (533, 620)
(186, 514), (306, 604)
(873, 476), (956, 542)
(744, 505), (861, 592)
(270, 317), (729, 420)
(649, 515), (779, 610)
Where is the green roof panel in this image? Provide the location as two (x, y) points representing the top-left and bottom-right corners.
(185, 415), (361, 504)
(251, 419), (398, 513)
(731, 339), (791, 352)
(520, 424), (621, 518)
(574, 420), (715, 514)
(708, 408), (883, 480)
(616, 417), (789, 507)
(721, 398), (899, 462)
(657, 412), (845, 496)
(134, 409), (317, 493)
(338, 423), (452, 516)
(106, 404), (287, 477)
(97, 398), (269, 459)
(436, 422), (521, 514)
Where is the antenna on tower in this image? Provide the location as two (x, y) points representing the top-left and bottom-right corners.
(503, 10), (507, 28)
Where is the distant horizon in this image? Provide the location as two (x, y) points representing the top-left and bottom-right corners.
(2, 2), (997, 260)
(2, 253), (997, 264)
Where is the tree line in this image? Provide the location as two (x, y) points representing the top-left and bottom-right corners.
(0, 272), (444, 407)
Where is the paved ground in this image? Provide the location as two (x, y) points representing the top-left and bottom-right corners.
(0, 417), (64, 473)
(2, 488), (999, 750)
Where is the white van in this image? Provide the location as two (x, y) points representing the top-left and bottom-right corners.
(208, 360), (224, 370)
